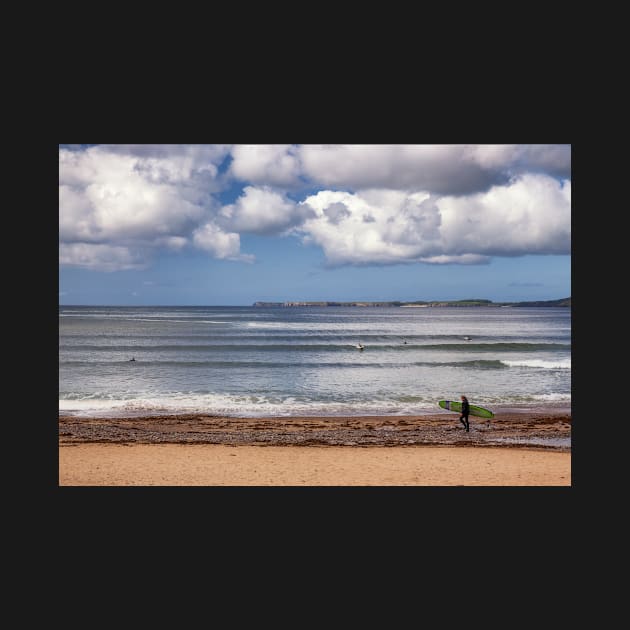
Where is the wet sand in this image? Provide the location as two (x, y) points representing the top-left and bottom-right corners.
(59, 411), (571, 486)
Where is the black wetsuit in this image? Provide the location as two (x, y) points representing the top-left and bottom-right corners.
(460, 399), (470, 432)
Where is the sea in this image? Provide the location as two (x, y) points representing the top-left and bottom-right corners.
(59, 305), (571, 418)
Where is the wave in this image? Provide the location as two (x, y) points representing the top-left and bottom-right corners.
(60, 313), (232, 324)
(58, 358), (532, 370)
(60, 332), (571, 343)
(58, 391), (572, 418)
(60, 343), (385, 351)
(59, 360), (380, 368)
(501, 359), (571, 369)
(59, 342), (571, 353)
(419, 360), (507, 369)
(416, 342), (570, 352)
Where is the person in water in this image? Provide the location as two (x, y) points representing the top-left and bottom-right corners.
(459, 395), (470, 432)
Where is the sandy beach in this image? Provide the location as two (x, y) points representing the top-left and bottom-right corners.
(59, 410), (571, 486)
(59, 443), (570, 486)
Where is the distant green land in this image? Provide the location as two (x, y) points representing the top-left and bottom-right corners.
(253, 297), (571, 308)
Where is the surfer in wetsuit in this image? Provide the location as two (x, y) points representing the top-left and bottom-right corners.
(460, 395), (470, 432)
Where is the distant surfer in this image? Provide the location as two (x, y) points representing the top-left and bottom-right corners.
(463, 336), (472, 341)
(357, 343), (364, 351)
(459, 395), (470, 432)
(129, 357), (136, 362)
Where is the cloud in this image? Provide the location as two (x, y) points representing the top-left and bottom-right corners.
(229, 145), (301, 187)
(437, 174), (571, 257)
(232, 144), (571, 195)
(323, 202), (351, 225)
(59, 145), (252, 270)
(294, 174), (570, 266)
(59, 243), (148, 271)
(295, 189), (443, 265)
(218, 185), (310, 234)
(192, 222), (254, 262)
(60, 144), (571, 272)
(298, 145), (498, 194)
(98, 143), (232, 169)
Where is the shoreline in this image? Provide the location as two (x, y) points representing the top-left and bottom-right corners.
(59, 401), (571, 419)
(59, 409), (571, 451)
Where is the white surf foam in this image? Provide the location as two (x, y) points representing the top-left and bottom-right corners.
(501, 358), (571, 369)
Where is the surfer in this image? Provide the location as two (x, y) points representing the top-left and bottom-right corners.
(459, 395), (470, 432)
(357, 342), (364, 351)
(129, 357), (136, 362)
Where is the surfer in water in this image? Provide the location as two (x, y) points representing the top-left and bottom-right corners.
(459, 395), (470, 432)
(129, 357), (136, 362)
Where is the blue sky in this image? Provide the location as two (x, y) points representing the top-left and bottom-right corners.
(59, 144), (571, 305)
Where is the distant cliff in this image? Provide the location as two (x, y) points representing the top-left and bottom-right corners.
(253, 301), (403, 307)
(253, 297), (571, 308)
(509, 297), (571, 307)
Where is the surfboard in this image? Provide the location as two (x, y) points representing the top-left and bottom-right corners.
(438, 400), (494, 418)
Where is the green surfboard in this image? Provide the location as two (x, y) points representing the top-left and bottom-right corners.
(438, 400), (494, 418)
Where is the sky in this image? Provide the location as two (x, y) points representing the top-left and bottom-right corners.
(59, 144), (571, 305)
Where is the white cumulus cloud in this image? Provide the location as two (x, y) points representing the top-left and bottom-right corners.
(59, 145), (252, 271)
(218, 185), (312, 234)
(60, 144), (571, 272)
(192, 222), (253, 262)
(294, 174), (570, 266)
(229, 145), (301, 187)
